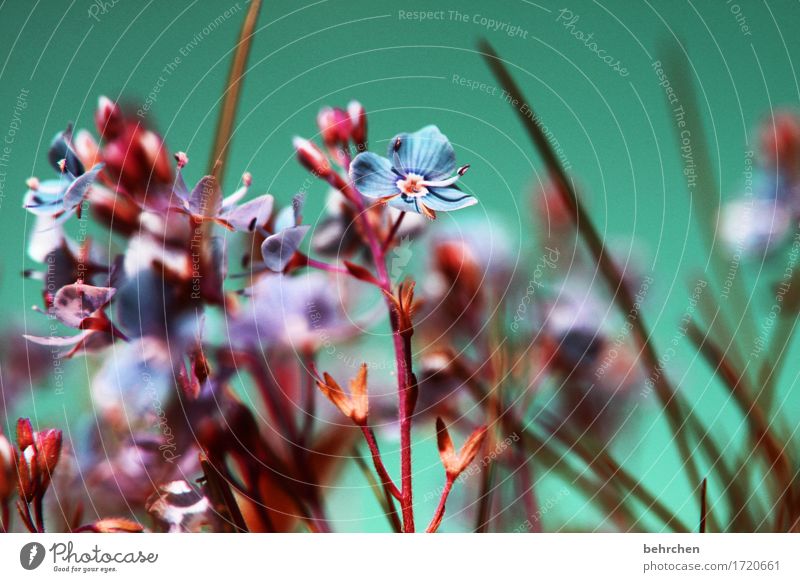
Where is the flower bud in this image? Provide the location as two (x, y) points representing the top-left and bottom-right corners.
(317, 107), (351, 148)
(761, 111), (800, 178)
(0, 434), (15, 501)
(347, 100), (367, 149)
(15, 418), (63, 503)
(95, 96), (124, 140)
(293, 136), (332, 178)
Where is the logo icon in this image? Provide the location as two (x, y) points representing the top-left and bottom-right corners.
(20, 542), (46, 570)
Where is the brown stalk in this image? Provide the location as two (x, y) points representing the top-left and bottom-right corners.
(199, 455), (249, 532)
(699, 477), (708, 533)
(351, 447), (402, 533)
(465, 376), (688, 532)
(479, 39), (706, 498)
(687, 320), (791, 524)
(660, 52), (759, 369)
(205, 0), (263, 191)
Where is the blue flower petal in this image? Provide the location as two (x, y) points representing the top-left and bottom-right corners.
(261, 225), (310, 271)
(389, 125), (455, 181)
(23, 178), (69, 216)
(422, 186), (478, 211)
(62, 163), (104, 210)
(350, 152), (400, 199)
(386, 195), (422, 214)
(274, 204), (296, 232)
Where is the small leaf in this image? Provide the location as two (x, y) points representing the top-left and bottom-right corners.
(316, 373), (353, 419)
(436, 417), (458, 475)
(344, 261), (379, 285)
(456, 426), (488, 474)
(349, 364), (369, 424)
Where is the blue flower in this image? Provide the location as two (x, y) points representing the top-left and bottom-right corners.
(349, 125), (476, 219)
(23, 126), (104, 224)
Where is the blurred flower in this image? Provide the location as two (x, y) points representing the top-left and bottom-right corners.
(91, 338), (174, 431)
(22, 126), (104, 224)
(721, 112), (800, 257)
(260, 195), (310, 272)
(170, 156), (274, 232)
(94, 97), (173, 201)
(229, 273), (343, 351)
(350, 125), (476, 218)
(760, 110), (800, 180)
(720, 193), (792, 257)
(146, 480), (213, 533)
(24, 282), (121, 357)
(76, 518), (144, 533)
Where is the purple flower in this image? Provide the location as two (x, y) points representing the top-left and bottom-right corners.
(260, 194), (310, 272)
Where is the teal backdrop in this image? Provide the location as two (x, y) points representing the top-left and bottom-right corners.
(0, 0), (798, 531)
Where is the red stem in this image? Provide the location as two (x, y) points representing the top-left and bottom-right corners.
(426, 477), (454, 533)
(304, 256), (351, 276)
(337, 177), (415, 532)
(1, 500), (9, 533)
(360, 426), (402, 500)
(381, 211), (406, 252)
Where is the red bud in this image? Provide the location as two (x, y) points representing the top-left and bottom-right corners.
(293, 137), (332, 178)
(95, 96), (124, 140)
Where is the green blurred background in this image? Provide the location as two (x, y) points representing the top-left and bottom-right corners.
(1, 0), (798, 531)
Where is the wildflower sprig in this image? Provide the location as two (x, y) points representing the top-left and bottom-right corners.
(427, 418), (487, 533)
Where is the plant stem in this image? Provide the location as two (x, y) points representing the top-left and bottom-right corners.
(352, 447), (403, 533)
(480, 39), (706, 497)
(200, 0), (263, 284)
(340, 178), (416, 532)
(1, 500), (9, 533)
(360, 426), (402, 500)
(206, 0), (263, 190)
(427, 477), (454, 533)
(700, 477), (708, 533)
(381, 211), (406, 252)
